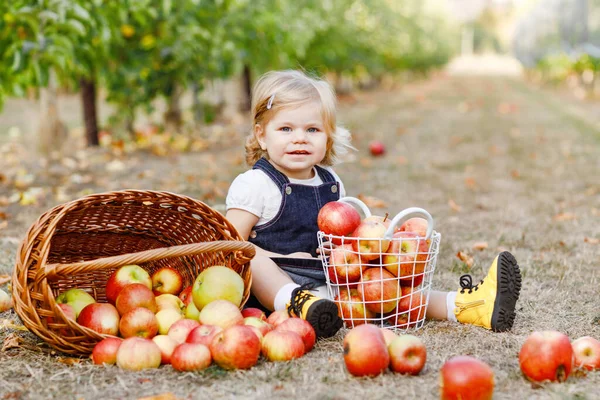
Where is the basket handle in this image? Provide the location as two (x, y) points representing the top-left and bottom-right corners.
(39, 241), (255, 282)
(338, 196), (372, 218)
(384, 207), (435, 240)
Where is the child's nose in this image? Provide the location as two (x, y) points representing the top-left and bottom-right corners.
(291, 129), (308, 142)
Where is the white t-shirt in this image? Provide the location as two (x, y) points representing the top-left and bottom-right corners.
(226, 166), (346, 226)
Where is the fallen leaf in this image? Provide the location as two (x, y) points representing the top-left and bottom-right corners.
(359, 157), (372, 167)
(0, 320), (27, 331)
(464, 177), (477, 190)
(585, 186), (598, 196)
(137, 393), (179, 400)
(2, 333), (23, 351)
(472, 242), (488, 251)
(396, 127), (407, 135)
(0, 221), (7, 230)
(57, 357), (82, 366)
(584, 237), (599, 244)
(553, 213), (576, 222)
(448, 199), (461, 212)
(0, 196), (8, 207)
(456, 251), (474, 268)
(357, 194), (387, 209)
(511, 170), (520, 179)
(0, 212), (6, 220)
(138, 378), (152, 384)
(592, 208), (600, 217)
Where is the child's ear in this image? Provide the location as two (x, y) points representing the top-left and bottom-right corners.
(254, 124), (266, 150)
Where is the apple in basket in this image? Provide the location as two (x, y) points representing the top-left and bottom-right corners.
(261, 330), (305, 362)
(399, 217), (429, 239)
(357, 268), (400, 314)
(91, 337), (123, 365)
(119, 307), (159, 339)
(47, 303), (76, 336)
(105, 265), (152, 305)
(156, 308), (184, 335)
(171, 343), (212, 372)
(363, 214), (391, 229)
(572, 336), (600, 371)
(519, 330), (573, 383)
(56, 288), (96, 318)
(192, 266), (245, 310)
(152, 334), (178, 364)
(198, 299), (244, 329)
(151, 267), (183, 296)
(382, 231), (429, 287)
(115, 283), (157, 315)
(317, 201), (362, 245)
(155, 294), (185, 314)
(167, 318), (200, 344)
(276, 318), (316, 353)
(77, 303), (120, 336)
(116, 337), (162, 371)
(210, 325), (261, 370)
(440, 356), (494, 400)
(327, 244), (365, 285)
(343, 324), (389, 377)
(385, 286), (426, 328)
(0, 288), (13, 312)
(186, 324), (223, 346)
(335, 288), (375, 327)
(352, 220), (391, 261)
(388, 334), (427, 375)
(178, 286), (192, 303)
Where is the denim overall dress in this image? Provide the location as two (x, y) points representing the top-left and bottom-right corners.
(248, 157), (340, 287)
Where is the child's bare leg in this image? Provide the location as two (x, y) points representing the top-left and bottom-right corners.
(250, 255), (295, 311)
(426, 290), (450, 320)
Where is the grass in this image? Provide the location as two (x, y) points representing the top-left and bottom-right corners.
(1, 73), (599, 399)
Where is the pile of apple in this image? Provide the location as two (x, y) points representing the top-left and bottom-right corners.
(51, 264), (317, 371)
(317, 201), (431, 328)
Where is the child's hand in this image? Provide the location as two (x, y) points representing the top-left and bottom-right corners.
(316, 241), (337, 256)
(287, 252), (314, 259)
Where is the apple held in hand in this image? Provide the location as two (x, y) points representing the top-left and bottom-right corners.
(116, 337), (162, 371)
(382, 231), (429, 287)
(171, 343), (212, 372)
(56, 288), (96, 318)
(115, 283), (157, 315)
(440, 356), (494, 400)
(210, 325), (261, 370)
(151, 267), (183, 296)
(91, 337), (122, 365)
(105, 265), (152, 305)
(572, 336), (600, 371)
(357, 268), (400, 314)
(261, 330), (305, 362)
(275, 318), (316, 353)
(77, 303), (120, 336)
(317, 201), (362, 245)
(352, 220), (391, 261)
(192, 266), (245, 310)
(327, 244), (365, 285)
(343, 324), (389, 377)
(119, 307), (159, 339)
(388, 334), (426, 375)
(335, 288), (375, 327)
(519, 330), (573, 382)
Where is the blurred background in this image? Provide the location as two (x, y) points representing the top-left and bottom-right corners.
(0, 0), (598, 153)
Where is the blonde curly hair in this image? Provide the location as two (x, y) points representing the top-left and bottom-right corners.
(245, 70), (354, 167)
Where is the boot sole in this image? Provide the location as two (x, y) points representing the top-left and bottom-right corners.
(491, 251), (522, 332)
(305, 299), (343, 339)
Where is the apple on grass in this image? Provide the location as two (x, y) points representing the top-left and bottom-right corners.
(266, 309), (290, 327)
(210, 325), (261, 370)
(241, 308), (267, 321)
(335, 289), (375, 327)
(352, 220), (391, 261)
(152, 335), (178, 364)
(56, 288), (96, 318)
(105, 265), (152, 305)
(186, 324), (223, 346)
(171, 343), (212, 372)
(116, 337), (162, 371)
(151, 267), (183, 296)
(119, 307), (159, 339)
(192, 266), (245, 310)
(91, 337), (123, 365)
(244, 317), (274, 338)
(388, 335), (426, 375)
(261, 330), (305, 362)
(327, 244), (365, 285)
(440, 356), (494, 400)
(385, 286), (426, 328)
(572, 336), (600, 371)
(77, 303), (120, 336)
(519, 330), (573, 382)
(155, 294), (185, 314)
(0, 288), (13, 312)
(198, 299), (244, 329)
(167, 318), (201, 344)
(343, 324), (389, 377)
(380, 328), (397, 347)
(357, 268), (400, 314)
(275, 318), (316, 353)
(115, 283), (157, 315)
(369, 140), (385, 156)
(156, 308), (184, 335)
(382, 231), (429, 287)
(317, 201), (362, 245)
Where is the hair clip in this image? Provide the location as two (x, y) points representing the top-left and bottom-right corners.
(266, 94), (275, 110)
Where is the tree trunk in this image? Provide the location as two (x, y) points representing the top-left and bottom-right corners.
(241, 64), (252, 111)
(164, 84), (183, 132)
(38, 70), (67, 155)
(192, 82), (204, 124)
(80, 77), (99, 146)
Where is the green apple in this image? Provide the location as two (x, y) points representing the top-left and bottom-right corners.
(192, 266), (244, 310)
(56, 288), (96, 317)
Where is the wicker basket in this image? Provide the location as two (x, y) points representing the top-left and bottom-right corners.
(12, 190), (255, 355)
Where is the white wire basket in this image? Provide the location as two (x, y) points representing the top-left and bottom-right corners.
(318, 197), (441, 331)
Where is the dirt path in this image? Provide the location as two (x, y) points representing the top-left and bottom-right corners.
(1, 73), (599, 399)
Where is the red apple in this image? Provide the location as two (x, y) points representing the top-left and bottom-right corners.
(261, 330), (305, 362)
(0, 288), (13, 312)
(116, 337), (162, 371)
(210, 325), (261, 370)
(186, 324), (223, 346)
(192, 266), (245, 310)
(380, 328), (397, 347)
(275, 318), (316, 353)
(171, 343), (212, 372)
(440, 356), (494, 400)
(335, 288), (375, 327)
(105, 265), (152, 305)
(388, 334), (426, 375)
(266, 309), (290, 327)
(572, 336), (600, 371)
(151, 267), (183, 296)
(115, 283), (157, 315)
(198, 299), (244, 329)
(242, 308), (267, 321)
(119, 307), (159, 339)
(385, 286), (426, 328)
(369, 140), (385, 156)
(167, 318), (201, 344)
(399, 217), (428, 238)
(152, 335), (178, 364)
(519, 330), (573, 382)
(382, 231), (429, 287)
(91, 337), (122, 365)
(77, 303), (120, 336)
(244, 317), (274, 338)
(317, 201), (362, 245)
(179, 286), (192, 303)
(47, 303), (76, 336)
(156, 308), (184, 335)
(343, 324), (389, 377)
(352, 220), (391, 261)
(327, 244), (365, 285)
(56, 288), (96, 318)
(357, 267), (400, 314)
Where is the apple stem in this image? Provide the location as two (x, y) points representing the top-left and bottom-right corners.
(383, 213), (389, 222)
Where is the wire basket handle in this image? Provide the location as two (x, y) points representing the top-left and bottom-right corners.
(39, 241), (255, 283)
(338, 196), (372, 218)
(384, 207), (435, 240)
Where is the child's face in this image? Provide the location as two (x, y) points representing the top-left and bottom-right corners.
(255, 101), (328, 180)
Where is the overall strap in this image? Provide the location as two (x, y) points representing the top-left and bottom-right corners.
(252, 158), (290, 189)
(314, 165), (336, 183)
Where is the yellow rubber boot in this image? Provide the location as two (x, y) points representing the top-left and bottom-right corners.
(287, 286), (343, 338)
(454, 251), (522, 332)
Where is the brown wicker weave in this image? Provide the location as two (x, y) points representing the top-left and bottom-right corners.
(12, 190), (255, 355)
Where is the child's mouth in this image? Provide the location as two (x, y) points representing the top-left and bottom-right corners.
(288, 151), (310, 155)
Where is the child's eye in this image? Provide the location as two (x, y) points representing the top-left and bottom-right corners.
(307, 127), (318, 133)
(280, 127), (291, 132)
